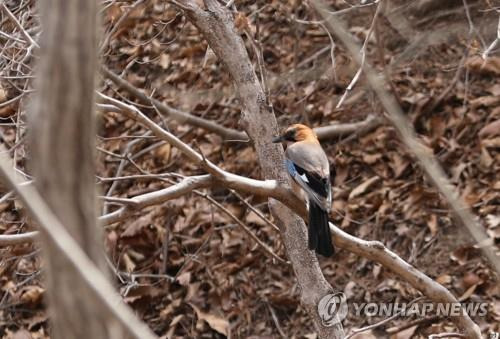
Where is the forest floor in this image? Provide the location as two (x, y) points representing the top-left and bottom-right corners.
(0, 0), (499, 338)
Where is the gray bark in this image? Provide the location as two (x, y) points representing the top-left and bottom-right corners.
(179, 0), (345, 337)
(30, 0), (123, 338)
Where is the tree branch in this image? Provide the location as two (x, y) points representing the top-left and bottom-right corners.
(101, 65), (380, 142)
(3, 104), (484, 338)
(312, 0), (488, 337)
(0, 146), (158, 339)
(0, 231), (39, 245)
(100, 65), (248, 141)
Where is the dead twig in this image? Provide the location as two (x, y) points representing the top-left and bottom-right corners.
(0, 145), (158, 339)
(313, 0), (489, 337)
(0, 231), (39, 245)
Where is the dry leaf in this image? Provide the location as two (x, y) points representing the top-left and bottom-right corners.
(479, 120), (500, 138)
(20, 286), (44, 305)
(5, 329), (32, 339)
(176, 271), (191, 286)
(351, 330), (377, 339)
(462, 272), (482, 289)
(390, 325), (417, 339)
(486, 214), (500, 229)
(189, 303), (230, 336)
(427, 214), (438, 236)
(436, 274), (452, 285)
(349, 176), (380, 200)
(466, 55), (500, 75)
(458, 283), (477, 301)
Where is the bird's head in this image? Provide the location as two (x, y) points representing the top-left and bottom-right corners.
(272, 124), (318, 144)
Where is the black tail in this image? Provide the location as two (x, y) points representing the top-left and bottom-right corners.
(308, 200), (334, 257)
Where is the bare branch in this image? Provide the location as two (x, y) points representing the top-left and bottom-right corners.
(0, 3), (39, 48)
(313, 0), (488, 337)
(336, 1), (382, 109)
(100, 66), (248, 141)
(99, 174), (213, 225)
(482, 14), (500, 59)
(314, 114), (382, 140)
(0, 231), (39, 245)
(0, 146), (158, 339)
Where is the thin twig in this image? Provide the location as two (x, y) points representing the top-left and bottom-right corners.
(0, 145), (158, 339)
(0, 3), (39, 48)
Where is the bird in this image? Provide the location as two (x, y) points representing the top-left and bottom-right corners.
(272, 124), (334, 257)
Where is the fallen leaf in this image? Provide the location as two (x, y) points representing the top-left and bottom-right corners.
(479, 120), (500, 138)
(20, 286), (44, 306)
(458, 283), (477, 301)
(466, 55), (500, 75)
(427, 214), (438, 236)
(436, 274), (452, 285)
(351, 330), (377, 339)
(390, 325), (417, 339)
(462, 272), (482, 289)
(189, 303), (230, 336)
(349, 176), (380, 200)
(6, 329), (32, 339)
(176, 271), (191, 286)
(486, 214), (500, 228)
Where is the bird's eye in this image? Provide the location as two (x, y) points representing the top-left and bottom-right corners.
(284, 130), (296, 141)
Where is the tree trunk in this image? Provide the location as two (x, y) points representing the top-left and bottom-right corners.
(180, 1), (345, 337)
(30, 1), (122, 338)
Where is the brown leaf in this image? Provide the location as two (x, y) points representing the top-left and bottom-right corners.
(390, 325), (417, 339)
(245, 211), (268, 227)
(5, 329), (32, 339)
(351, 330), (377, 339)
(427, 214), (438, 236)
(189, 303), (230, 336)
(20, 286), (44, 306)
(466, 55), (500, 75)
(436, 274), (452, 285)
(176, 271), (191, 286)
(154, 143), (171, 163)
(479, 120), (500, 138)
(462, 272), (482, 289)
(458, 283), (477, 301)
(349, 176), (380, 200)
(486, 214), (500, 229)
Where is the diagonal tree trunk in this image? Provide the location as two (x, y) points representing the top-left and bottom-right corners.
(177, 0), (345, 337)
(30, 1), (124, 338)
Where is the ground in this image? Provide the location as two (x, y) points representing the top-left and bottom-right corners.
(0, 0), (499, 338)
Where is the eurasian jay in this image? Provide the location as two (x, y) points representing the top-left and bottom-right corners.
(272, 124), (334, 257)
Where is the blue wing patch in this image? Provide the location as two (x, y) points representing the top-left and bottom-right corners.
(285, 159), (297, 177)
(284, 158), (331, 211)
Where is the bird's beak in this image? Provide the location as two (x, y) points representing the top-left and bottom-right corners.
(272, 135), (283, 143)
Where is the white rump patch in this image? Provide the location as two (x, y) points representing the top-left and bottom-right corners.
(299, 173), (309, 183)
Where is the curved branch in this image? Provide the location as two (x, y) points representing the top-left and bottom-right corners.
(0, 231), (39, 245)
(99, 83), (482, 338)
(315, 114), (383, 140)
(100, 66), (248, 141)
(99, 174), (213, 225)
(101, 66), (381, 142)
(0, 146), (158, 339)
(312, 1), (486, 337)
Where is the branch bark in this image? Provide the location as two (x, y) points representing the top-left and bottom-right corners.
(29, 1), (139, 338)
(175, 1), (345, 337)
(7, 91), (484, 338)
(312, 0), (488, 337)
(0, 231), (38, 245)
(101, 65), (380, 142)
(0, 147), (158, 339)
(97, 91), (483, 338)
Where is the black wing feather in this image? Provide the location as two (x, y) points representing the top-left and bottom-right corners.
(293, 163), (329, 198)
